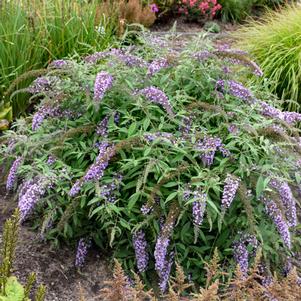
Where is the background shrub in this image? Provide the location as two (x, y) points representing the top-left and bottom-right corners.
(235, 4), (301, 111)
(1, 36), (301, 292)
(218, 0), (256, 22)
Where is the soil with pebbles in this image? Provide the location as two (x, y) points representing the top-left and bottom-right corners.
(0, 183), (111, 301)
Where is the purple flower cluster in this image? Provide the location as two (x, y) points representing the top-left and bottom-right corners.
(28, 77), (50, 94)
(262, 197), (291, 249)
(260, 101), (301, 125)
(217, 51), (263, 77)
(260, 101), (282, 119)
(154, 236), (170, 275)
(69, 142), (113, 197)
(18, 179), (47, 222)
(137, 86), (174, 117)
(283, 112), (301, 125)
(216, 80), (255, 103)
(159, 251), (174, 293)
(233, 233), (258, 278)
(32, 105), (75, 131)
(228, 124), (239, 134)
(154, 235), (174, 292)
(69, 179), (83, 197)
(28, 76), (59, 94)
(47, 155), (56, 165)
(192, 194), (207, 227)
(233, 240), (249, 276)
(133, 230), (149, 273)
(96, 116), (110, 137)
(179, 115), (194, 137)
(114, 112), (120, 125)
(147, 58), (169, 76)
(6, 157), (22, 191)
(195, 136), (230, 167)
(183, 186), (207, 227)
(221, 174), (240, 210)
(49, 59), (69, 69)
(93, 71), (114, 102)
(194, 50), (214, 61)
(83, 145), (115, 181)
(144, 132), (176, 144)
(269, 179), (297, 228)
(84, 48), (122, 64)
(141, 204), (153, 215)
(116, 54), (147, 68)
(75, 238), (91, 267)
(100, 174), (123, 203)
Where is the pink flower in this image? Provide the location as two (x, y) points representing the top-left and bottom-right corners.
(150, 3), (159, 13)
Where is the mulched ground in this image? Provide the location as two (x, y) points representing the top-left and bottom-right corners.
(0, 184), (111, 301)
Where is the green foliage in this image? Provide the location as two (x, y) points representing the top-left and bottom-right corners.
(0, 277), (26, 301)
(203, 21), (221, 33)
(0, 209), (20, 293)
(1, 35), (300, 289)
(0, 210), (46, 300)
(218, 0), (256, 22)
(235, 4), (301, 111)
(0, 0), (117, 117)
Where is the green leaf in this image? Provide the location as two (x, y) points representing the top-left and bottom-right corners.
(0, 277), (25, 301)
(128, 192), (141, 210)
(165, 191), (178, 202)
(256, 176), (270, 199)
(127, 122), (137, 137)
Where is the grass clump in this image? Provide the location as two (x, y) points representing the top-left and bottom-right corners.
(234, 4), (301, 111)
(0, 0), (118, 118)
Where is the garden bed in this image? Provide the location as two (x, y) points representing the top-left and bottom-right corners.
(0, 184), (111, 301)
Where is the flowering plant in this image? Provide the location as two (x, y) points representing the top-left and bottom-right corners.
(1, 36), (301, 292)
(179, 0), (222, 21)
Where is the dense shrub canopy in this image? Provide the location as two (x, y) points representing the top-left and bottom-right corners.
(1, 35), (301, 291)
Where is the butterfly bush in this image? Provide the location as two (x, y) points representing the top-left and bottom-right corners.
(2, 37), (301, 290)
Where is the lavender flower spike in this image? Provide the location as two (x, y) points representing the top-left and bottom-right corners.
(75, 238), (91, 267)
(192, 191), (207, 227)
(69, 180), (83, 197)
(133, 230), (149, 273)
(154, 236), (170, 277)
(262, 197), (291, 249)
(6, 156), (22, 191)
(216, 80), (255, 103)
(147, 58), (169, 76)
(96, 115), (110, 137)
(159, 251), (174, 293)
(221, 174), (240, 210)
(93, 71), (114, 102)
(83, 145), (116, 182)
(18, 179), (46, 222)
(233, 240), (249, 277)
(138, 86), (175, 117)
